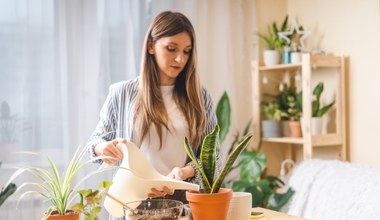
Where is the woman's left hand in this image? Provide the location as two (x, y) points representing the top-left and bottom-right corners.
(147, 186), (174, 198)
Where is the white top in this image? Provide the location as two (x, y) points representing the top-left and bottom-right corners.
(139, 85), (189, 175)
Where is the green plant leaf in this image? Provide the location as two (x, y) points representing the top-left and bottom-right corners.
(239, 151), (266, 181)
(313, 82), (324, 99)
(184, 137), (211, 192)
(90, 206), (102, 215)
(216, 91), (231, 143)
(211, 134), (253, 193)
(280, 15), (289, 32)
(231, 179), (251, 192)
(246, 183), (268, 207)
(71, 203), (85, 213)
(78, 189), (92, 197)
(200, 125), (220, 191)
(266, 176), (285, 189)
(0, 183), (17, 206)
(316, 101), (335, 117)
(267, 188), (295, 211)
(99, 180), (113, 189)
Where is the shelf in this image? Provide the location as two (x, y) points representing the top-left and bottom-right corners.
(262, 134), (342, 147)
(252, 53), (348, 161)
(311, 55), (342, 68)
(259, 63), (301, 71)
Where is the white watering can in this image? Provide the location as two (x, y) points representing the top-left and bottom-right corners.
(102, 142), (200, 218)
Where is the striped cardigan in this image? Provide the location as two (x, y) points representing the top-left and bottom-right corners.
(87, 77), (221, 219)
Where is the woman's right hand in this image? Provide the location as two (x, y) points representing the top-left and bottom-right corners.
(95, 139), (125, 165)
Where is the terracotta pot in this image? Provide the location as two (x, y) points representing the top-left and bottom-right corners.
(46, 210), (80, 220)
(186, 188), (232, 220)
(288, 121), (302, 137)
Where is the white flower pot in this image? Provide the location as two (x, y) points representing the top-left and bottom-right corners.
(290, 52), (302, 64)
(263, 50), (280, 66)
(301, 117), (323, 135)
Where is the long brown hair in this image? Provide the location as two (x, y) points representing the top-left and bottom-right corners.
(133, 11), (206, 149)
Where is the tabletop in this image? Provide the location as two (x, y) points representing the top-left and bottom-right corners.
(251, 207), (308, 220)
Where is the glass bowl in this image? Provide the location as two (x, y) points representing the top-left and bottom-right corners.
(124, 199), (184, 220)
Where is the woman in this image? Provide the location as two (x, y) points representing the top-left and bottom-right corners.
(88, 10), (220, 211)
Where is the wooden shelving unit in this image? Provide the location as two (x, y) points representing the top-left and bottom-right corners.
(252, 53), (348, 161)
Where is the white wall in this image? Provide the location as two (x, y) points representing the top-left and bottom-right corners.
(257, 0), (380, 168)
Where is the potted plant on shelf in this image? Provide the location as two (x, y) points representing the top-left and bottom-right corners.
(184, 125), (253, 220)
(299, 82), (335, 135)
(6, 142), (113, 220)
(275, 84), (302, 137)
(285, 94), (303, 137)
(261, 101), (286, 138)
(257, 15), (289, 66)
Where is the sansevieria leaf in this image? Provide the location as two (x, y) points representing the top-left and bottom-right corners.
(211, 134), (253, 193)
(184, 137), (211, 192)
(200, 125), (219, 191)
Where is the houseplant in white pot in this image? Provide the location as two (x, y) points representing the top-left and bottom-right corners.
(257, 15), (289, 66)
(184, 125), (252, 220)
(6, 142), (113, 220)
(300, 82), (335, 135)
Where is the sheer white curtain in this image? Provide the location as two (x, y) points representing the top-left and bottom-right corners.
(0, 0), (107, 218)
(0, 0), (257, 219)
(0, 0), (65, 218)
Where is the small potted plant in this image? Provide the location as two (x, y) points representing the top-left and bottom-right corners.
(257, 15), (289, 66)
(261, 101), (286, 137)
(299, 82), (335, 135)
(184, 125), (252, 220)
(285, 94), (303, 137)
(6, 142), (113, 220)
(275, 84), (302, 137)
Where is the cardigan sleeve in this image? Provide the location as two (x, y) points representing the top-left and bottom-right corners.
(87, 84), (119, 164)
(87, 79), (139, 164)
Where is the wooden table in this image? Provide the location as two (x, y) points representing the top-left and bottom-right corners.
(252, 207), (308, 220)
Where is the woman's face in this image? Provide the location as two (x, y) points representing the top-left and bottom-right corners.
(149, 31), (192, 85)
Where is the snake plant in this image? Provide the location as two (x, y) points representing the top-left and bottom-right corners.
(184, 125), (253, 193)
